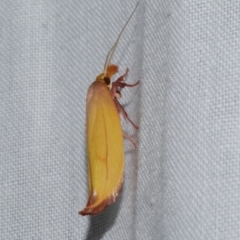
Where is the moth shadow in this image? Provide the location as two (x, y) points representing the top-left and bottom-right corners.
(85, 190), (123, 240)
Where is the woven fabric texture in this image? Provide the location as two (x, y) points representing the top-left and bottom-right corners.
(1, 1), (240, 239)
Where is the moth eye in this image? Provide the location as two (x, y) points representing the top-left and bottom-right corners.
(103, 77), (110, 85)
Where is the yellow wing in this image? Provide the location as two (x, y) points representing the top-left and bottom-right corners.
(80, 80), (124, 215)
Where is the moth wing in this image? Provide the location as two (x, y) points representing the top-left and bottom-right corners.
(80, 81), (124, 215)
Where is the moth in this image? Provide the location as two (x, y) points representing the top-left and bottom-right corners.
(80, 3), (139, 216)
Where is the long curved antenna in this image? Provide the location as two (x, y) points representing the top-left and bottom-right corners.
(103, 2), (139, 75)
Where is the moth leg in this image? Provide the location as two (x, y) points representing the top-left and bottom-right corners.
(114, 98), (138, 129)
(112, 68), (139, 90)
(123, 132), (137, 149)
(110, 68), (139, 129)
(111, 68), (139, 100)
(115, 68), (129, 83)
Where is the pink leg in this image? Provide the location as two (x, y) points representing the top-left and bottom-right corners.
(110, 68), (139, 148)
(123, 132), (137, 149)
(113, 80), (139, 89)
(114, 99), (138, 129)
(115, 68), (129, 83)
(112, 68), (139, 89)
(111, 68), (139, 101)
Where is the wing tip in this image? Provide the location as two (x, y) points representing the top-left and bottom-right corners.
(79, 183), (123, 216)
(79, 194), (117, 216)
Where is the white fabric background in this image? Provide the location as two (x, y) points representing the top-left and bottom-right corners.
(1, 0), (240, 239)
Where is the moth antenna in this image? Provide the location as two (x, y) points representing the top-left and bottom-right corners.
(103, 2), (139, 75)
